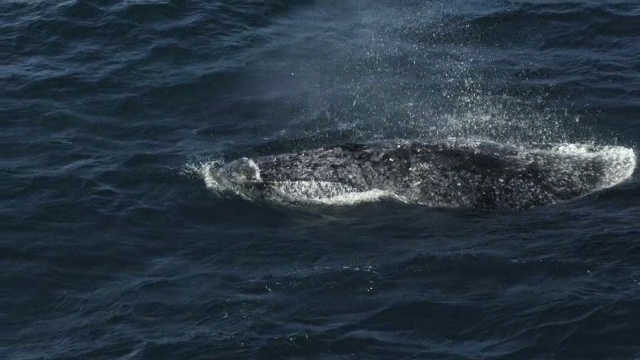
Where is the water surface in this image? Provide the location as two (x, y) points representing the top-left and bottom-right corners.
(3, 1), (640, 359)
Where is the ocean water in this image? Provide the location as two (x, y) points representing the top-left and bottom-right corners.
(3, 0), (640, 359)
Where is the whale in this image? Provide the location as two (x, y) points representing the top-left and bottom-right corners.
(203, 139), (636, 209)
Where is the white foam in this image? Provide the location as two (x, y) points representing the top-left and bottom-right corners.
(270, 183), (403, 206)
(199, 160), (224, 190)
(529, 143), (636, 191)
(189, 160), (254, 200)
(307, 189), (404, 206)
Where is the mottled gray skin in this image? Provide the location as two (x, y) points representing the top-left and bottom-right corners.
(220, 140), (611, 209)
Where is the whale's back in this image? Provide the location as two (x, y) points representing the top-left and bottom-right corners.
(202, 140), (635, 209)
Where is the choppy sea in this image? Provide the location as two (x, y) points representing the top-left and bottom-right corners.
(3, 1), (640, 359)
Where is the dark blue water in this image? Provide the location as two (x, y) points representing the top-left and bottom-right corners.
(3, 1), (640, 359)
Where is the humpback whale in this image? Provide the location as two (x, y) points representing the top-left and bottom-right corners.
(203, 139), (636, 209)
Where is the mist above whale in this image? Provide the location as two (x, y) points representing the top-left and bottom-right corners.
(201, 139), (636, 209)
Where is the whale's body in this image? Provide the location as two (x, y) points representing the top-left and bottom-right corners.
(205, 140), (635, 209)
